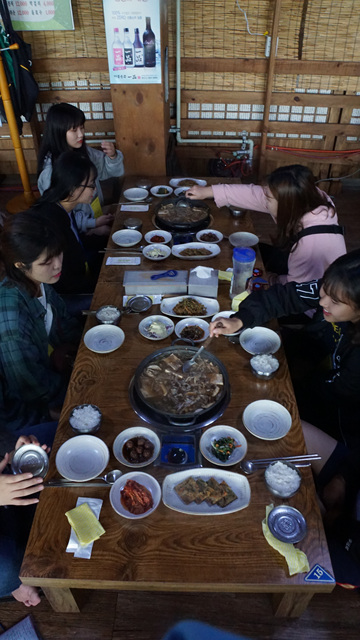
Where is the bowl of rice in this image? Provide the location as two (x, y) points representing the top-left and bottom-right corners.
(95, 305), (122, 325)
(69, 404), (102, 435)
(250, 354), (279, 379)
(264, 460), (302, 498)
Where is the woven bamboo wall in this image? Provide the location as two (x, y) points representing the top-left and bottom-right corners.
(0, 0), (359, 179)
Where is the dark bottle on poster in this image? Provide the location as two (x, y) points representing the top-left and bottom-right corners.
(143, 16), (156, 67)
(133, 28), (144, 67)
(123, 28), (134, 67)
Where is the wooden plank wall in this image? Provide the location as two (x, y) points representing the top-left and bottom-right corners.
(0, 0), (359, 184)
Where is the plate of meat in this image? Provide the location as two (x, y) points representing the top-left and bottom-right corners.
(110, 472), (161, 519)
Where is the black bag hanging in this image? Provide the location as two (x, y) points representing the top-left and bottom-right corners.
(0, 0), (39, 133)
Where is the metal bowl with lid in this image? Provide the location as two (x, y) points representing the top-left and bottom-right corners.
(154, 197), (210, 233)
(11, 444), (49, 478)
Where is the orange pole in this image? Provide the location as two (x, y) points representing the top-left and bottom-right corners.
(0, 46), (35, 206)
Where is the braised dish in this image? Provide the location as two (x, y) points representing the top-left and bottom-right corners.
(173, 297), (207, 316)
(154, 197), (210, 232)
(122, 436), (155, 464)
(138, 352), (224, 415)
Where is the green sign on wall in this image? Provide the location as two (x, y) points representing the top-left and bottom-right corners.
(6, 0), (74, 31)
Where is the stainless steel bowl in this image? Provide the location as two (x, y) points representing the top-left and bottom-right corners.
(229, 206), (246, 218)
(11, 444), (49, 478)
(264, 460), (302, 498)
(250, 355), (279, 380)
(95, 305), (122, 325)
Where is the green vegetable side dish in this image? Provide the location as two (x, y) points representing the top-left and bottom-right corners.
(211, 437), (240, 462)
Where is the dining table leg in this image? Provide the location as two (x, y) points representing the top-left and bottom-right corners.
(42, 586), (80, 613)
(272, 591), (314, 617)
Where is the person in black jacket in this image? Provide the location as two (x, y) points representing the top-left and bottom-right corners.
(210, 249), (360, 447)
(31, 151), (100, 304)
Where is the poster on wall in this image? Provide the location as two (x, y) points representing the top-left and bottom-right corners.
(103, 0), (161, 84)
(6, 0), (74, 31)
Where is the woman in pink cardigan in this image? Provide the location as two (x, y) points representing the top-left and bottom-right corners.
(186, 165), (346, 285)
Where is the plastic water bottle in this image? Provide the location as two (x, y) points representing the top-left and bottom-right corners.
(230, 247), (256, 298)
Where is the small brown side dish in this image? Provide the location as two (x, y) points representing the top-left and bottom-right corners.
(122, 437), (155, 464)
(180, 325), (205, 341)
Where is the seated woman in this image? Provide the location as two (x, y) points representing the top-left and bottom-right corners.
(32, 150), (101, 298)
(302, 420), (360, 587)
(187, 165), (346, 285)
(0, 434), (48, 606)
(209, 249), (360, 448)
(0, 212), (82, 433)
(37, 102), (124, 238)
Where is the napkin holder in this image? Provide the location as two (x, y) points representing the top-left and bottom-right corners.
(188, 267), (218, 298)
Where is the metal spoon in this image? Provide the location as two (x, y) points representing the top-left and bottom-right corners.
(240, 455), (320, 475)
(93, 469), (122, 484)
(182, 335), (213, 373)
(45, 469), (122, 487)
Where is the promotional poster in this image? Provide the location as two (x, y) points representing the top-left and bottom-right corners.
(103, 0), (161, 84)
(6, 0), (74, 31)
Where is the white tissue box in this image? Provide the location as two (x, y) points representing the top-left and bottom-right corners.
(188, 268), (218, 298)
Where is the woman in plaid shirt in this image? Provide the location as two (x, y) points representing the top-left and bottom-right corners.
(0, 212), (82, 433)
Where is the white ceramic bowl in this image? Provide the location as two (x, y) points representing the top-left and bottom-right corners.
(84, 325), (125, 354)
(175, 317), (210, 342)
(150, 185), (173, 197)
(174, 187), (190, 196)
(110, 471), (161, 519)
(240, 327), (281, 355)
(113, 427), (161, 468)
(196, 229), (223, 243)
(138, 315), (174, 340)
(199, 425), (247, 467)
(242, 399), (292, 441)
(144, 230), (172, 244)
(229, 232), (259, 247)
(55, 435), (110, 481)
(123, 187), (148, 201)
(112, 229), (142, 247)
(142, 244), (171, 261)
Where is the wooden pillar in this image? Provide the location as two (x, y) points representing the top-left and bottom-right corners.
(258, 0), (282, 180)
(111, 0), (169, 177)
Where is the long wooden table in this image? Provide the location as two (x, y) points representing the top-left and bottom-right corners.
(20, 177), (334, 617)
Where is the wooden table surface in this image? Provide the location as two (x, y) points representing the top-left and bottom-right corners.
(20, 178), (334, 617)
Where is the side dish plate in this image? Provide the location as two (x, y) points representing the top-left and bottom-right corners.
(199, 425), (247, 467)
(162, 468), (251, 515)
(84, 325), (125, 354)
(242, 399), (292, 441)
(56, 435), (109, 481)
(160, 296), (220, 318)
(172, 242), (220, 260)
(169, 178), (207, 188)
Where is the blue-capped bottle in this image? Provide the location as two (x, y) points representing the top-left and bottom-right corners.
(230, 247), (256, 298)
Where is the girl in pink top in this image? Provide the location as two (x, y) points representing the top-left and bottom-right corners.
(187, 165), (346, 285)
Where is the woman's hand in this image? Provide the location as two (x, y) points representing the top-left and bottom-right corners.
(186, 185), (214, 200)
(15, 434), (50, 456)
(209, 316), (243, 337)
(95, 213), (114, 228)
(101, 141), (117, 159)
(0, 454), (43, 506)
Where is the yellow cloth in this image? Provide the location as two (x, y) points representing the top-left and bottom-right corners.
(91, 196), (103, 218)
(65, 502), (105, 547)
(262, 504), (310, 576)
(231, 291), (249, 311)
(218, 270), (232, 282)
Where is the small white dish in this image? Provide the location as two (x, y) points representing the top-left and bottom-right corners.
(55, 435), (110, 481)
(112, 229), (142, 247)
(172, 242), (220, 260)
(84, 325), (125, 354)
(196, 229), (223, 244)
(169, 178), (207, 188)
(144, 230), (172, 244)
(199, 425), (247, 467)
(113, 427), (161, 468)
(150, 185), (173, 197)
(240, 327), (281, 355)
(229, 232), (259, 247)
(162, 468), (250, 516)
(123, 187), (148, 202)
(142, 244), (171, 261)
(242, 399), (292, 441)
(160, 296), (220, 319)
(110, 472), (161, 519)
(175, 318), (210, 342)
(138, 315), (174, 340)
(211, 311), (239, 336)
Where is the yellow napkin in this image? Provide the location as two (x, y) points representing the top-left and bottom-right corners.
(91, 196), (103, 218)
(65, 502), (105, 547)
(231, 291), (249, 311)
(262, 504), (310, 576)
(218, 270), (232, 282)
